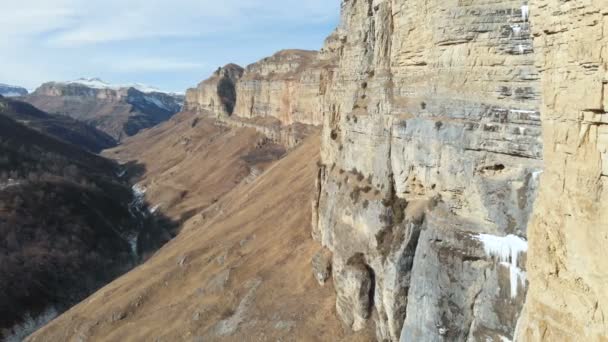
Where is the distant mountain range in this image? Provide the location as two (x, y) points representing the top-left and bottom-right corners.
(61, 77), (184, 96)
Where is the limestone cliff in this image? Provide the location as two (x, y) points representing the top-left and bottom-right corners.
(185, 49), (337, 126)
(313, 1), (543, 341)
(185, 64), (244, 116)
(516, 1), (608, 340)
(184, 50), (337, 147)
(233, 49), (330, 126)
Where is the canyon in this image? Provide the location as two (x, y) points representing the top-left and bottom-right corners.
(9, 0), (608, 341)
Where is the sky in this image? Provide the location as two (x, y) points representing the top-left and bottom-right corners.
(0, 0), (340, 93)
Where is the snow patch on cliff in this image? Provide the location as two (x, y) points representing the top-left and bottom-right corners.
(521, 5), (529, 22)
(475, 234), (528, 298)
(64, 78), (172, 94)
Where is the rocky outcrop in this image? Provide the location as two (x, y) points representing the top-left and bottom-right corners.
(232, 50), (331, 126)
(312, 1), (542, 341)
(516, 2), (608, 340)
(184, 50), (337, 147)
(25, 80), (182, 140)
(185, 49), (338, 126)
(185, 64), (244, 116)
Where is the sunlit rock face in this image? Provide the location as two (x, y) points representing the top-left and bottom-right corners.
(516, 2), (608, 341)
(185, 49), (339, 127)
(232, 49), (331, 126)
(185, 64), (244, 117)
(312, 1), (543, 341)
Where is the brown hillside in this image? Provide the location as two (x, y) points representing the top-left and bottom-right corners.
(103, 111), (287, 226)
(28, 133), (374, 341)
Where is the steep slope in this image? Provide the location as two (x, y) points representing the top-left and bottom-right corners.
(516, 2), (608, 340)
(24, 79), (182, 141)
(28, 134), (374, 342)
(0, 96), (116, 153)
(102, 110), (287, 225)
(0, 84), (28, 97)
(0, 113), (170, 341)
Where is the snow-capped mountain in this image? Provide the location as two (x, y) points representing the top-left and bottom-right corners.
(0, 83), (28, 97)
(64, 78), (176, 95)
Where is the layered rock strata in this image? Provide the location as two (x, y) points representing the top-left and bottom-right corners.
(185, 64), (244, 116)
(184, 49), (339, 147)
(185, 49), (338, 126)
(312, 1), (543, 341)
(516, 1), (608, 340)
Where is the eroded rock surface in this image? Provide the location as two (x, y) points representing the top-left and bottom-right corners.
(312, 1), (543, 341)
(185, 63), (244, 116)
(185, 49), (338, 126)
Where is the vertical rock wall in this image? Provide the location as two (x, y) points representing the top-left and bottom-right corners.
(517, 1), (608, 340)
(185, 50), (337, 126)
(185, 64), (244, 116)
(313, 1), (544, 341)
(233, 50), (328, 125)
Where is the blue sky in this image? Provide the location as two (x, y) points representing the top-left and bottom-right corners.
(0, 0), (340, 93)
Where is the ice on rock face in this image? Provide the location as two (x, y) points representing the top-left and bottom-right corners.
(511, 25), (522, 36)
(128, 234), (138, 256)
(143, 95), (170, 110)
(532, 170), (543, 181)
(475, 234), (528, 298)
(521, 5), (529, 22)
(149, 204), (161, 214)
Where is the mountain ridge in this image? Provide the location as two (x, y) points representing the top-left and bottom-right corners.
(22, 81), (183, 141)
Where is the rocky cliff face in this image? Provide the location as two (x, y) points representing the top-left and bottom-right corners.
(516, 1), (608, 340)
(25, 80), (182, 140)
(185, 64), (244, 116)
(232, 49), (331, 126)
(312, 1), (543, 341)
(185, 49), (337, 126)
